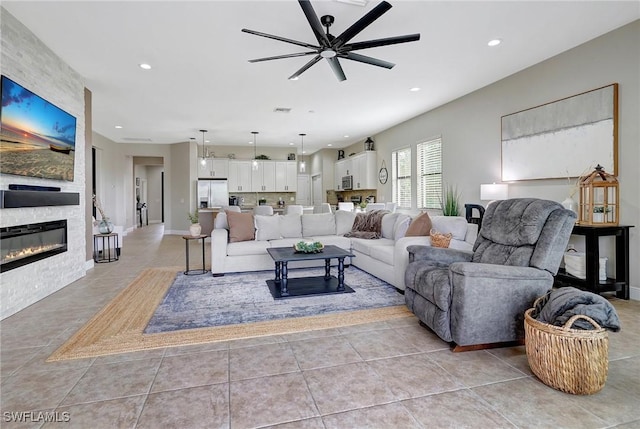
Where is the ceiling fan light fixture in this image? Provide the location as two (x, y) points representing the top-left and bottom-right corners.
(321, 49), (337, 58)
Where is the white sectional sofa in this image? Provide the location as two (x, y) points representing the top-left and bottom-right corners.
(211, 210), (478, 291)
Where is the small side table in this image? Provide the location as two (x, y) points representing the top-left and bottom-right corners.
(94, 233), (119, 263)
(182, 234), (208, 275)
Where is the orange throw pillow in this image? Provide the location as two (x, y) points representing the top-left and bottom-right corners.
(430, 229), (452, 248)
(226, 210), (255, 242)
(405, 212), (433, 237)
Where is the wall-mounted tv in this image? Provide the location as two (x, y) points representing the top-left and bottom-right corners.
(1, 75), (77, 181)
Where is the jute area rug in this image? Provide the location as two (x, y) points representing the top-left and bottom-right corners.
(48, 267), (412, 361)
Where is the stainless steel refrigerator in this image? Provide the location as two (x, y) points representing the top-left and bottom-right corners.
(197, 178), (229, 208)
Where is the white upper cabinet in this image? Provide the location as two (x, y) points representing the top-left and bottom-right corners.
(275, 161), (297, 192)
(228, 160), (252, 192)
(334, 152), (376, 190)
(198, 158), (229, 178)
(251, 160), (276, 192)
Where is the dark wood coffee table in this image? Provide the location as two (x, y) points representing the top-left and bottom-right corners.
(266, 245), (355, 299)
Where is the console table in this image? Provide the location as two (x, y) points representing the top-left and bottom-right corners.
(555, 225), (633, 300)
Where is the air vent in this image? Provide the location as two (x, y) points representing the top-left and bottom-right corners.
(122, 137), (153, 142)
(273, 107), (292, 113)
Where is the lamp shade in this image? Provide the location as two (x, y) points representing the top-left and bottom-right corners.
(480, 183), (508, 201)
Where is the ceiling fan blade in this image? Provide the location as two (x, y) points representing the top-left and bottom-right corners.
(326, 57), (347, 82)
(288, 55), (323, 80)
(248, 52), (318, 63)
(333, 1), (392, 49)
(343, 34), (421, 51)
(242, 28), (319, 50)
(339, 52), (395, 69)
(298, 0), (331, 47)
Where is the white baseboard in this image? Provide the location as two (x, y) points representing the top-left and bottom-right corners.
(85, 259), (95, 271)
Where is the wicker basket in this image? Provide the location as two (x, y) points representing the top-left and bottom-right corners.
(524, 307), (609, 395)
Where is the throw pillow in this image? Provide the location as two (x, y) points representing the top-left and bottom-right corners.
(393, 216), (411, 240)
(226, 210), (255, 242)
(335, 210), (357, 235)
(405, 211), (432, 237)
(279, 214), (302, 238)
(430, 229), (452, 248)
(381, 212), (400, 239)
(301, 213), (336, 236)
(254, 214), (281, 241)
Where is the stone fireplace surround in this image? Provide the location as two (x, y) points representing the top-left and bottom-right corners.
(1, 9), (87, 319)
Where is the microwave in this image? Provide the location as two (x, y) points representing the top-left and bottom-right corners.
(342, 175), (353, 190)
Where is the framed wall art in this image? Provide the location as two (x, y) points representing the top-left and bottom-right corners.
(501, 83), (618, 181)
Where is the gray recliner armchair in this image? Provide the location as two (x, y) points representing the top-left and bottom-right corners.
(404, 198), (576, 351)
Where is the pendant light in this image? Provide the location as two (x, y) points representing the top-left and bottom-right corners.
(299, 133), (306, 173)
(199, 129), (207, 166)
(251, 131), (259, 171)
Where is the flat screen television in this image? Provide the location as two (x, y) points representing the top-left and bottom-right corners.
(0, 75), (77, 181)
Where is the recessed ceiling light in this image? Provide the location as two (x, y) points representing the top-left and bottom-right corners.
(248, 141), (253, 144)
(488, 39), (502, 47)
(410, 87), (420, 92)
(139, 63), (152, 70)
(114, 125), (123, 129)
(289, 142), (294, 146)
(327, 144), (333, 147)
(344, 135), (349, 138)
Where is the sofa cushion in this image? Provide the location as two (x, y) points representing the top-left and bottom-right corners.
(394, 215), (411, 240)
(335, 210), (356, 235)
(255, 214), (281, 241)
(369, 244), (394, 266)
(302, 213), (336, 237)
(381, 213), (400, 239)
(405, 212), (432, 237)
(351, 237), (394, 256)
(431, 216), (468, 241)
(278, 214), (302, 238)
(226, 210), (255, 242)
(214, 211), (228, 229)
(307, 235), (351, 251)
(227, 240), (270, 256)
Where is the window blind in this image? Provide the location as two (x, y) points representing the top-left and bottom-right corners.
(417, 138), (442, 209)
(392, 147), (411, 208)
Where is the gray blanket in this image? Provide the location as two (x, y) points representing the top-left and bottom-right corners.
(533, 287), (621, 331)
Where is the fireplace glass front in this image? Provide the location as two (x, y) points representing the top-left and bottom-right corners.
(0, 220), (68, 273)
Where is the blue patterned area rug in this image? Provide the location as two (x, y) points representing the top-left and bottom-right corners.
(145, 266), (405, 334)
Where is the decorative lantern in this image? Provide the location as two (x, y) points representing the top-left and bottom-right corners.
(577, 164), (619, 226)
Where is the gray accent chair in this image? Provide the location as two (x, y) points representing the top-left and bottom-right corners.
(404, 198), (577, 351)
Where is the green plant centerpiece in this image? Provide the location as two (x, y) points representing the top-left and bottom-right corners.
(592, 206), (612, 213)
(294, 241), (324, 253)
(440, 184), (461, 216)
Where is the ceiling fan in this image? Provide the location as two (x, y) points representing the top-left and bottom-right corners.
(241, 0), (420, 82)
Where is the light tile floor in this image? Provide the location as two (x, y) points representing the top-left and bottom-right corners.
(1, 224), (639, 429)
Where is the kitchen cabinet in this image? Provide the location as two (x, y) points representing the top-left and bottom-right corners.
(352, 151), (377, 190)
(251, 161), (276, 192)
(334, 158), (352, 191)
(198, 158), (229, 178)
(228, 161), (252, 192)
(275, 161), (297, 192)
(334, 152), (376, 190)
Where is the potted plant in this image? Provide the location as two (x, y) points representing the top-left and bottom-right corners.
(440, 184), (461, 216)
(188, 211), (201, 236)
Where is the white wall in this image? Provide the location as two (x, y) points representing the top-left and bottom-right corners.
(0, 9), (87, 318)
(373, 21), (639, 299)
